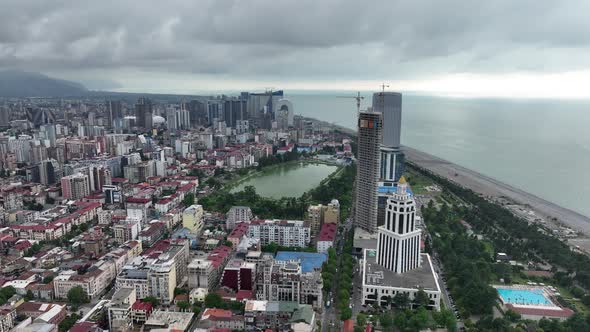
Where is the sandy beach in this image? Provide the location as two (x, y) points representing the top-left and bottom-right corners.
(403, 146), (590, 236)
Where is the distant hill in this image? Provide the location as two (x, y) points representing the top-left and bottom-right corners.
(0, 70), (88, 97)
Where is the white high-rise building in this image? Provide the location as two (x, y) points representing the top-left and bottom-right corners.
(376, 177), (421, 273)
(361, 176), (441, 310)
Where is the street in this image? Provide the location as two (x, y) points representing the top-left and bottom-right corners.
(320, 217), (353, 332)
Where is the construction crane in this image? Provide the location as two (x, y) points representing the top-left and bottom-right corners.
(336, 91), (365, 113)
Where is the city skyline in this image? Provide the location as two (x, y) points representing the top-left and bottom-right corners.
(2, 1), (590, 97)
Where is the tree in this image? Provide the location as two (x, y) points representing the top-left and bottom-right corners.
(224, 240), (233, 247)
(505, 309), (521, 322)
(394, 311), (408, 330)
(413, 288), (430, 308)
(188, 168), (205, 178)
(79, 223), (89, 232)
(262, 242), (279, 254)
(0, 286), (16, 306)
(67, 286), (89, 305)
(356, 312), (367, 327)
(174, 288), (188, 296)
(183, 193), (195, 207)
(379, 312), (394, 330)
(393, 292), (410, 309)
(24, 290), (34, 301)
(204, 293), (224, 308)
(408, 307), (429, 331)
(177, 301), (190, 312)
(340, 307), (352, 321)
(43, 276), (54, 284)
(59, 313), (80, 332)
(142, 296), (160, 307)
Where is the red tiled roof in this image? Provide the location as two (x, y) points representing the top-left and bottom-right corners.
(126, 197), (151, 204)
(236, 290), (254, 301)
(202, 308), (233, 319)
(132, 301), (153, 312)
(342, 319), (354, 332)
(318, 223), (337, 242)
(14, 240), (32, 250)
(228, 223), (249, 239)
(506, 304), (574, 318)
(69, 321), (99, 332)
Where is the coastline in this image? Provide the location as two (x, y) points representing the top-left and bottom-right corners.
(402, 146), (590, 235)
(306, 116), (590, 235)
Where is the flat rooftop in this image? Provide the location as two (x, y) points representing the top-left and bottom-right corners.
(275, 251), (327, 273)
(353, 227), (377, 251)
(363, 250), (440, 292)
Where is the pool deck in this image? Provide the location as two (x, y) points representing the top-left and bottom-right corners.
(493, 285), (574, 319)
(493, 285), (559, 308)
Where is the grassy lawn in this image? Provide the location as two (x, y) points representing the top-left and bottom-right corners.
(482, 241), (495, 258)
(404, 168), (435, 195)
(555, 286), (590, 315)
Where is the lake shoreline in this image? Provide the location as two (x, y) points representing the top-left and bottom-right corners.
(226, 160), (342, 199)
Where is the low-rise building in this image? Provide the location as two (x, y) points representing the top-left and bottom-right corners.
(15, 302), (66, 325)
(316, 223), (337, 254)
(244, 300), (312, 331)
(219, 259), (256, 292)
(0, 307), (16, 332)
(182, 204), (204, 234)
(198, 308), (245, 330)
(107, 287), (137, 332)
(113, 218), (141, 244)
(144, 310), (194, 331)
(188, 258), (214, 290)
(130, 301), (153, 325)
(227, 222), (249, 249)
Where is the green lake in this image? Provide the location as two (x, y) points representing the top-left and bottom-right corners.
(230, 162), (339, 198)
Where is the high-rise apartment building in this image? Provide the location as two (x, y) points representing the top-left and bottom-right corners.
(0, 105), (9, 127)
(223, 97), (248, 128)
(373, 92), (405, 183)
(354, 110), (383, 233)
(135, 98), (153, 130)
(61, 173), (90, 199)
(372, 92), (402, 148)
(166, 106), (190, 131)
(306, 205), (323, 236)
(106, 100), (123, 128)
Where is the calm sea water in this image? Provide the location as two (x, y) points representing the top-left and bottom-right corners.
(230, 162), (338, 198)
(285, 92), (590, 218)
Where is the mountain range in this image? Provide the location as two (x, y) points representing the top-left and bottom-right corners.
(0, 70), (88, 97)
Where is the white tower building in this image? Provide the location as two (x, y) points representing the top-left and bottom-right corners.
(376, 176), (421, 273)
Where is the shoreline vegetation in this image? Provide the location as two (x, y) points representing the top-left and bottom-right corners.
(200, 157), (355, 221)
(409, 162), (590, 330)
(224, 158), (341, 193)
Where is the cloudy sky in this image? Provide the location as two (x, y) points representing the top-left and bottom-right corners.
(2, 0), (590, 97)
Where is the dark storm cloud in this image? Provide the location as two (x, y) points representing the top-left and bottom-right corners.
(1, 0), (590, 85)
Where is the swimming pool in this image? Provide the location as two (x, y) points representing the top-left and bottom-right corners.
(497, 288), (552, 306)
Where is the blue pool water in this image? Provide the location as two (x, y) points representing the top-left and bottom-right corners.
(497, 288), (551, 305)
(275, 252), (327, 273)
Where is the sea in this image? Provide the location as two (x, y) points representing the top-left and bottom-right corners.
(285, 91), (590, 218)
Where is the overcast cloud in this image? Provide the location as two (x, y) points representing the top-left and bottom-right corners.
(1, 0), (590, 96)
